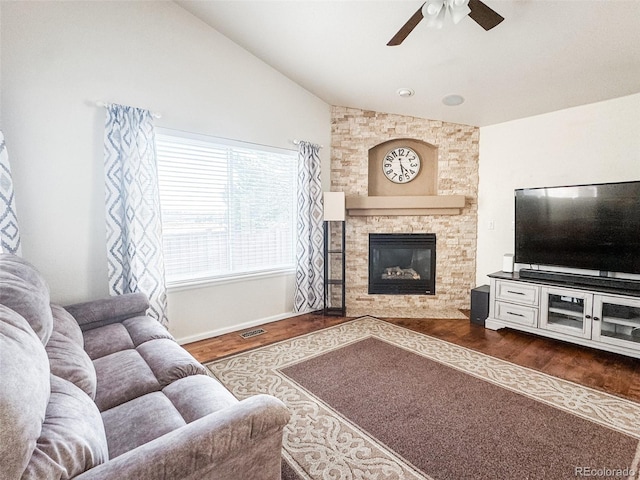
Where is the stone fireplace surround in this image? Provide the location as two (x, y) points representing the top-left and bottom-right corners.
(330, 106), (479, 318)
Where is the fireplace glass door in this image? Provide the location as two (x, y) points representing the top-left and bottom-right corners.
(369, 234), (436, 295)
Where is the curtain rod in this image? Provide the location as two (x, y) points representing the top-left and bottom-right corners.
(95, 101), (162, 119)
(292, 139), (323, 149)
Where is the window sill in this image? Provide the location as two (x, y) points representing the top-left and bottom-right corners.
(166, 268), (296, 293)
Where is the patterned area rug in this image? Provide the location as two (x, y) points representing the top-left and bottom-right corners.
(206, 317), (640, 479)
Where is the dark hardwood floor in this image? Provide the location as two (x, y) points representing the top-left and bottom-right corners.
(184, 311), (640, 403)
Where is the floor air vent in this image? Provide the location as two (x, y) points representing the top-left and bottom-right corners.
(240, 328), (266, 339)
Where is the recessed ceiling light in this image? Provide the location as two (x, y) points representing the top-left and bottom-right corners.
(397, 88), (415, 98)
(442, 94), (465, 106)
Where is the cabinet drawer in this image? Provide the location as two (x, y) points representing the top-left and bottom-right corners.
(495, 301), (538, 327)
(495, 281), (539, 306)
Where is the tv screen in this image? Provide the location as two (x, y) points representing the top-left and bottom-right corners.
(514, 181), (640, 275)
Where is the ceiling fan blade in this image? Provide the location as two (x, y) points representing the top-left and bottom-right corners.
(387, 3), (426, 46)
(468, 0), (504, 31)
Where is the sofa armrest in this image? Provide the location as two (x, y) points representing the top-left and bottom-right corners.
(75, 394), (291, 480)
(65, 293), (150, 331)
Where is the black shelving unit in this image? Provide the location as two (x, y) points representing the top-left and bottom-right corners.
(324, 220), (345, 316)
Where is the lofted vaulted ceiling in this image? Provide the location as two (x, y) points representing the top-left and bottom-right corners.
(176, 1), (640, 127)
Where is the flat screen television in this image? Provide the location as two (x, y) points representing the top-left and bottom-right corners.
(514, 181), (640, 275)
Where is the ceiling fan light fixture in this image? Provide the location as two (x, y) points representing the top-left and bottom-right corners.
(449, 0), (471, 24)
(423, 0), (445, 27)
(423, 0), (444, 17)
(435, 7), (447, 28)
(387, 0), (503, 46)
(423, 0), (470, 28)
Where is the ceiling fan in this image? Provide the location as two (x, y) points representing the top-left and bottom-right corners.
(387, 0), (504, 46)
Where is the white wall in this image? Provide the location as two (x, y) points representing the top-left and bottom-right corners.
(477, 93), (640, 286)
(0, 1), (330, 342)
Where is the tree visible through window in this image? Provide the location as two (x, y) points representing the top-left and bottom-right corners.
(156, 130), (297, 285)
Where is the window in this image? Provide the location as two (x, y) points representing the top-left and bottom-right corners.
(156, 129), (297, 286)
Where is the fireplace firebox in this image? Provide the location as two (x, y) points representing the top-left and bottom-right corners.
(369, 233), (436, 295)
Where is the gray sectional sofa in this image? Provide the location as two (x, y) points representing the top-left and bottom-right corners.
(0, 254), (290, 479)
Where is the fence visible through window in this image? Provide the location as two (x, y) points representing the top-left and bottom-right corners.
(156, 130), (297, 285)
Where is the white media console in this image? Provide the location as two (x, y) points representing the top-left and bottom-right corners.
(486, 271), (640, 359)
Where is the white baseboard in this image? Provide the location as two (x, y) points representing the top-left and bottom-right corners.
(175, 309), (314, 345)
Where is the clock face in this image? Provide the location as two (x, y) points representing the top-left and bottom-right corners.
(382, 147), (421, 184)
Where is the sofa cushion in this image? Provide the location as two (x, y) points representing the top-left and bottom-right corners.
(93, 349), (161, 411)
(136, 338), (207, 388)
(0, 253), (53, 344)
(51, 303), (84, 346)
(46, 330), (97, 399)
(82, 316), (174, 361)
(0, 305), (51, 480)
(65, 292), (149, 332)
(22, 375), (109, 480)
(163, 375), (238, 423)
(122, 315), (174, 345)
(83, 322), (136, 360)
(101, 391), (186, 458)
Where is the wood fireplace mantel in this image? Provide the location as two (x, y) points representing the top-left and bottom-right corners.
(345, 195), (466, 216)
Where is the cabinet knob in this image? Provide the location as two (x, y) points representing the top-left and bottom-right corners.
(593, 317), (600, 322)
(585, 315), (591, 319)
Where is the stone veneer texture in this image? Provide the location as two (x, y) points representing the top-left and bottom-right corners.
(331, 106), (479, 318)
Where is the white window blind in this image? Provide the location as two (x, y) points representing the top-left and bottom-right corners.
(156, 130), (297, 285)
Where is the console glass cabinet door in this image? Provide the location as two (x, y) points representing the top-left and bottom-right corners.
(540, 287), (593, 339)
(592, 295), (640, 348)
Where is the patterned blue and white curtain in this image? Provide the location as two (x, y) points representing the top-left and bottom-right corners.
(0, 131), (22, 255)
(104, 104), (168, 326)
(293, 141), (324, 312)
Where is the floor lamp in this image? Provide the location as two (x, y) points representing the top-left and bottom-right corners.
(323, 192), (346, 316)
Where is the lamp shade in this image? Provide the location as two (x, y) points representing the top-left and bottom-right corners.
(323, 192), (346, 221)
